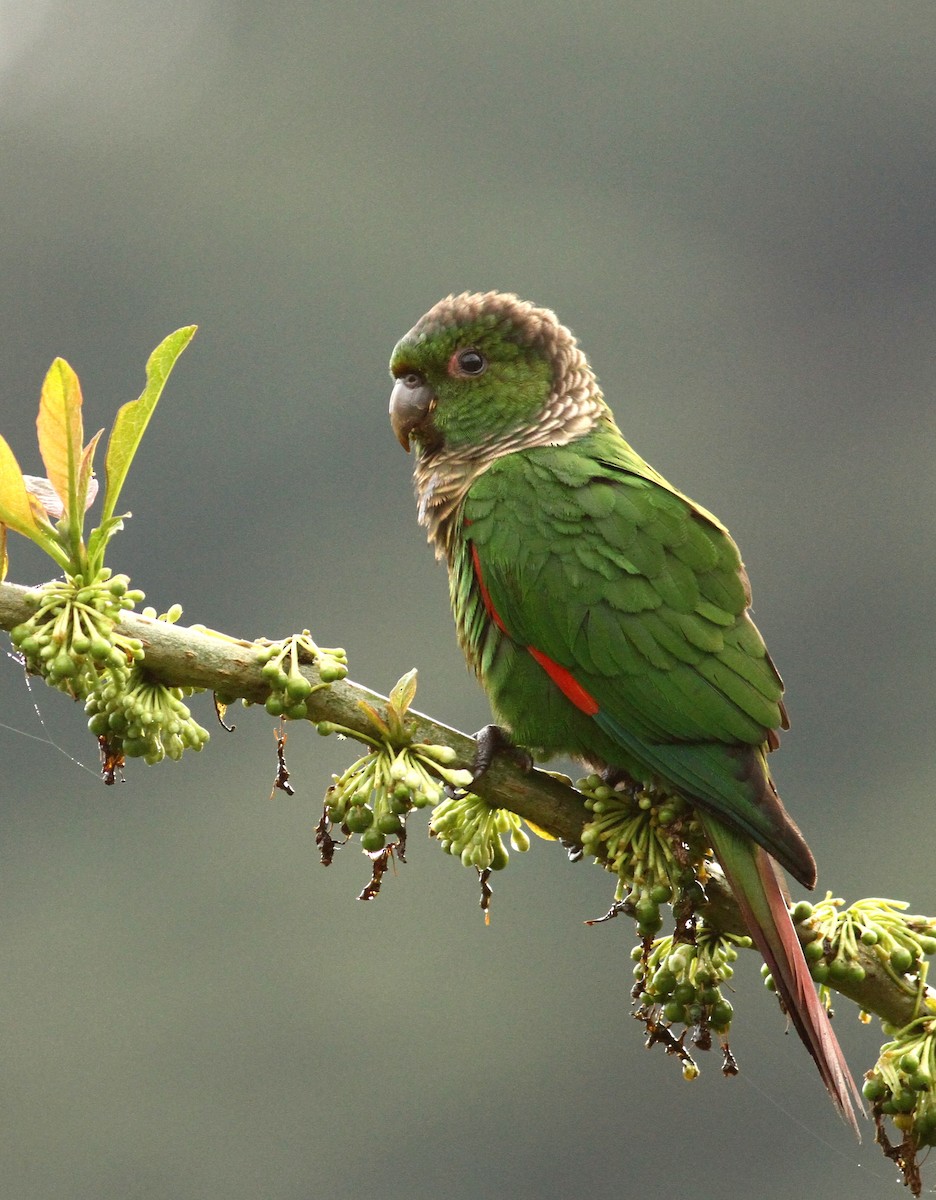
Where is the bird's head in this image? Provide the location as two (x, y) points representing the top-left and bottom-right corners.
(389, 291), (602, 456)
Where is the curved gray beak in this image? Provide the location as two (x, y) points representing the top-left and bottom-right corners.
(390, 374), (436, 451)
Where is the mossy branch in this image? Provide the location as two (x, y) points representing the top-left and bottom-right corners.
(0, 576), (931, 1032)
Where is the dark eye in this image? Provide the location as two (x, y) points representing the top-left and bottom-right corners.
(454, 348), (487, 377)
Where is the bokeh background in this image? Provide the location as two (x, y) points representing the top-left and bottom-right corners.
(2, 4), (935, 1197)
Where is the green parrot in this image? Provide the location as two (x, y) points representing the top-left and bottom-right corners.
(388, 291), (859, 1129)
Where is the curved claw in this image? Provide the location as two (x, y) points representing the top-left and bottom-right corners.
(471, 723), (533, 783)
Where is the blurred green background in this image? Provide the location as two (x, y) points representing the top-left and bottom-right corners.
(2, 3), (934, 1197)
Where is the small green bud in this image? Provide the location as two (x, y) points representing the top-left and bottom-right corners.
(490, 838), (510, 870)
(673, 982), (696, 1005)
(891, 946), (915, 973)
(711, 999), (733, 1031)
(510, 825), (531, 853)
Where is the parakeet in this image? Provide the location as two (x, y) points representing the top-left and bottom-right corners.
(389, 291), (859, 1128)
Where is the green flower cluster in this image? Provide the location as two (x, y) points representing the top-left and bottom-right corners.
(323, 740), (474, 854)
(255, 632), (348, 719)
(430, 791), (531, 870)
(84, 603), (209, 765)
(633, 927), (752, 1040)
(864, 1016), (936, 1153)
(86, 662), (208, 763)
(578, 775), (707, 937)
(9, 570), (144, 694)
(788, 895), (936, 994)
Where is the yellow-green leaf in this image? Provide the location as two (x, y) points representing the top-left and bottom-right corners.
(0, 434), (45, 540)
(389, 668), (418, 718)
(102, 326), (197, 524)
(37, 357), (84, 521)
(77, 429), (104, 517)
(0, 523), (7, 582)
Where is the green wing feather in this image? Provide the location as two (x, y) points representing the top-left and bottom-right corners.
(461, 426), (815, 887)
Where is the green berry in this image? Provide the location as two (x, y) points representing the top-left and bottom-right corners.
(88, 712), (110, 736)
(89, 636), (112, 660)
(377, 813), (403, 835)
(891, 946), (915, 973)
(285, 674), (313, 701)
(360, 827), (386, 853)
(50, 651), (77, 678)
(862, 1077), (888, 1103)
(344, 806), (373, 834)
(846, 962), (866, 984)
(650, 969), (677, 997)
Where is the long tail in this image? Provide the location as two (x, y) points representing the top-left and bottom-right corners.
(701, 814), (862, 1135)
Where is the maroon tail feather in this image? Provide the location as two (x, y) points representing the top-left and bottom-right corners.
(703, 816), (862, 1135)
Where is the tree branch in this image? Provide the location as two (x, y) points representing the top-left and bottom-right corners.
(1, 578), (931, 1029)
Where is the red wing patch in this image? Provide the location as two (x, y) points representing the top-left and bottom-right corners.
(470, 542), (509, 634)
(469, 539), (600, 717)
(527, 646), (600, 716)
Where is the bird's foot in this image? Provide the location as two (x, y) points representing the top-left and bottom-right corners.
(471, 723), (534, 784)
(599, 765), (643, 800)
